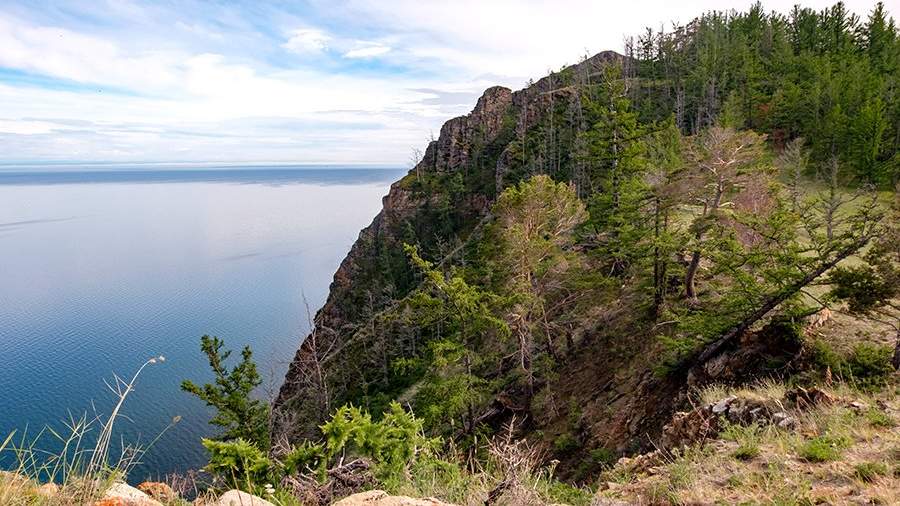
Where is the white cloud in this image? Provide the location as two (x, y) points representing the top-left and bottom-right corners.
(283, 28), (331, 54)
(0, 119), (58, 135)
(343, 45), (391, 59)
(329, 0), (882, 83)
(0, 14), (183, 91)
(0, 0), (885, 163)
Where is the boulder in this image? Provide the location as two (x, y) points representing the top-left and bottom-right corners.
(332, 490), (455, 506)
(661, 394), (789, 449)
(214, 489), (276, 506)
(94, 482), (162, 506)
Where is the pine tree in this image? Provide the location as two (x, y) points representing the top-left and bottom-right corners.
(182, 335), (270, 446)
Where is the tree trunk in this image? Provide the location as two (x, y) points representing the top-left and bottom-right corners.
(694, 236), (871, 366)
(684, 250), (701, 300)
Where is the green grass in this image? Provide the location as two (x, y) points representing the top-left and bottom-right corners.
(854, 462), (889, 483)
(865, 407), (896, 428)
(798, 435), (848, 463)
(732, 442), (761, 461)
(722, 422), (764, 461)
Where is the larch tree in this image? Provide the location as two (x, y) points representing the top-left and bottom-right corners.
(681, 126), (766, 301)
(493, 175), (587, 393)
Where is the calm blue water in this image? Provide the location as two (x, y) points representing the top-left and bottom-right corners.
(0, 166), (402, 481)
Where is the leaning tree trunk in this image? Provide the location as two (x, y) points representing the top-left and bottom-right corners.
(694, 236), (871, 366)
(684, 250), (701, 300)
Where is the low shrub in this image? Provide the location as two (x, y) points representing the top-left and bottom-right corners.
(722, 422), (762, 461)
(553, 433), (580, 454)
(732, 442), (761, 461)
(865, 407), (896, 428)
(853, 462), (888, 482)
(799, 435), (848, 462)
(202, 438), (273, 492)
(808, 340), (893, 390)
(845, 343), (894, 389)
(590, 447), (617, 469)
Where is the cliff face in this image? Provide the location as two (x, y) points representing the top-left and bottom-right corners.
(272, 50), (668, 448)
(271, 51), (813, 477)
(273, 82), (515, 441)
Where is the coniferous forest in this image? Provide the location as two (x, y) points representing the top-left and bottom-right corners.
(4, 2), (900, 505)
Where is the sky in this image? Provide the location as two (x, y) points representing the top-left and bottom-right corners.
(0, 0), (885, 165)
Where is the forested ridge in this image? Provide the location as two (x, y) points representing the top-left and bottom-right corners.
(6, 2), (900, 505)
(195, 2), (900, 504)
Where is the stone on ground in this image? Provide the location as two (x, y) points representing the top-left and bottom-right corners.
(333, 489), (455, 506)
(214, 489), (276, 506)
(94, 481), (162, 506)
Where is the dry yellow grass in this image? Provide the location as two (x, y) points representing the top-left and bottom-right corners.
(596, 382), (900, 505)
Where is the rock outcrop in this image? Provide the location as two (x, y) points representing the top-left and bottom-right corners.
(136, 481), (177, 503)
(273, 50), (623, 445)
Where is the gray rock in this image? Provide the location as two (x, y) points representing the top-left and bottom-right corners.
(772, 411), (796, 429)
(712, 396), (737, 414)
(102, 482), (162, 506)
(215, 490), (276, 506)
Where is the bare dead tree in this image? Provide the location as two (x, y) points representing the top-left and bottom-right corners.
(410, 146), (423, 182)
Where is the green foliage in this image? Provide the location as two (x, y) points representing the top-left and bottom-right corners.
(553, 432), (580, 454)
(590, 447), (617, 469)
(539, 480), (595, 506)
(828, 190), (900, 370)
(798, 435), (849, 462)
(808, 340), (894, 389)
(206, 402), (437, 494)
(402, 244), (509, 433)
(399, 454), (475, 501)
(633, 2), (900, 186)
(828, 265), (895, 314)
(181, 335), (269, 446)
(732, 442), (761, 461)
(845, 343), (894, 388)
(492, 174), (590, 381)
(809, 339), (844, 372)
(722, 422), (764, 461)
(281, 441), (325, 476)
(865, 407), (896, 428)
(202, 438), (273, 491)
(854, 461), (889, 482)
(578, 63), (653, 274)
(493, 175), (587, 285)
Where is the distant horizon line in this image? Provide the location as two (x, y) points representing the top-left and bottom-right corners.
(0, 161), (406, 171)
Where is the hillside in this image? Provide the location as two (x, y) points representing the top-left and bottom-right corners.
(274, 3), (899, 490)
(2, 2), (900, 506)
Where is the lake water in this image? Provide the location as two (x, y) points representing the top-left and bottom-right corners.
(0, 166), (402, 481)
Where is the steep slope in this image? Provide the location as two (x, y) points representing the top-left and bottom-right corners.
(271, 50), (803, 473)
(271, 37), (897, 484)
(273, 51), (623, 443)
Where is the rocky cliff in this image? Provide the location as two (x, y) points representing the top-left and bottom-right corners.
(270, 51), (803, 476)
(273, 51), (624, 443)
